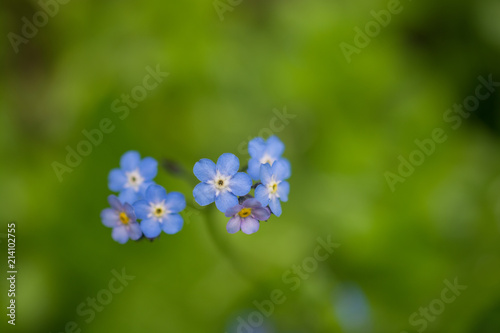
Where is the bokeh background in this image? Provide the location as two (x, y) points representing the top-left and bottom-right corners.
(1, 0), (500, 332)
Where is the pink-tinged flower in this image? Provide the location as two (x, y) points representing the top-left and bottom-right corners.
(100, 195), (142, 244)
(225, 198), (271, 235)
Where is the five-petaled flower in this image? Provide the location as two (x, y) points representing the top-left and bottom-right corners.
(101, 195), (142, 244)
(193, 153), (252, 213)
(103, 136), (291, 242)
(255, 159), (291, 217)
(225, 199), (271, 234)
(108, 151), (158, 203)
(247, 136), (289, 181)
(133, 184), (186, 238)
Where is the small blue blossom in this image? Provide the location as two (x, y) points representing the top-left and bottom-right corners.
(133, 184), (186, 238)
(193, 153), (252, 213)
(118, 188), (140, 205)
(108, 151), (158, 203)
(255, 160), (291, 217)
(225, 199), (271, 234)
(247, 136), (288, 180)
(101, 195), (142, 244)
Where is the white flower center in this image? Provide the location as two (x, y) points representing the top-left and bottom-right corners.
(208, 172), (231, 196)
(267, 178), (281, 198)
(259, 154), (276, 166)
(125, 169), (144, 192)
(148, 201), (170, 222)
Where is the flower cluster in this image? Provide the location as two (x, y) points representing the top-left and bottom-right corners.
(101, 151), (186, 243)
(193, 136), (291, 235)
(100, 137), (290, 242)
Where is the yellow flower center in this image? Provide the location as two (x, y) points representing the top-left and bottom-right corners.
(154, 208), (164, 217)
(119, 212), (129, 225)
(239, 208), (252, 218)
(271, 183), (278, 194)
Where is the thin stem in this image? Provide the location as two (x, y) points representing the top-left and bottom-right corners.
(202, 206), (267, 288)
(161, 158), (198, 187)
(251, 182), (262, 190)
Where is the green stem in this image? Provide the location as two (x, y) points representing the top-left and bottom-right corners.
(161, 158), (198, 187)
(162, 158), (269, 288)
(202, 206), (266, 288)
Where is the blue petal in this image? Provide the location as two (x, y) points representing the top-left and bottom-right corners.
(112, 226), (129, 244)
(226, 216), (241, 234)
(248, 137), (266, 158)
(108, 169), (127, 192)
(162, 214), (184, 234)
(133, 200), (151, 220)
(101, 208), (119, 228)
(225, 204), (243, 218)
(118, 189), (139, 205)
(241, 217), (260, 234)
(247, 158), (262, 180)
(108, 195), (123, 211)
(255, 184), (270, 207)
(139, 157), (158, 180)
(273, 158), (291, 181)
(217, 153), (239, 176)
(120, 151), (141, 171)
(165, 192), (186, 213)
(278, 181), (290, 202)
(242, 198), (262, 209)
(193, 182), (216, 206)
(215, 191), (239, 213)
(139, 181), (155, 198)
(140, 219), (162, 238)
(260, 164), (273, 185)
(193, 159), (217, 182)
(128, 223), (142, 241)
(145, 184), (167, 203)
(269, 197), (282, 217)
(252, 207), (271, 221)
(228, 172), (252, 196)
(266, 136), (285, 158)
(123, 203), (137, 221)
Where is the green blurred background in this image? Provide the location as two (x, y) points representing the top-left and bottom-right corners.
(1, 0), (500, 332)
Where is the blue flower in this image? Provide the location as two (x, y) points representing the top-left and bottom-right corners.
(133, 184), (186, 238)
(108, 151), (158, 203)
(255, 160), (291, 217)
(117, 188), (140, 205)
(193, 153), (252, 213)
(247, 136), (287, 180)
(101, 195), (142, 244)
(225, 198), (271, 234)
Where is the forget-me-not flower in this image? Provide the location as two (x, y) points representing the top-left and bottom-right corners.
(247, 136), (287, 180)
(101, 195), (142, 244)
(255, 160), (291, 217)
(133, 184), (186, 238)
(225, 198), (271, 234)
(108, 151), (157, 202)
(193, 153), (252, 213)
(118, 188), (140, 205)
